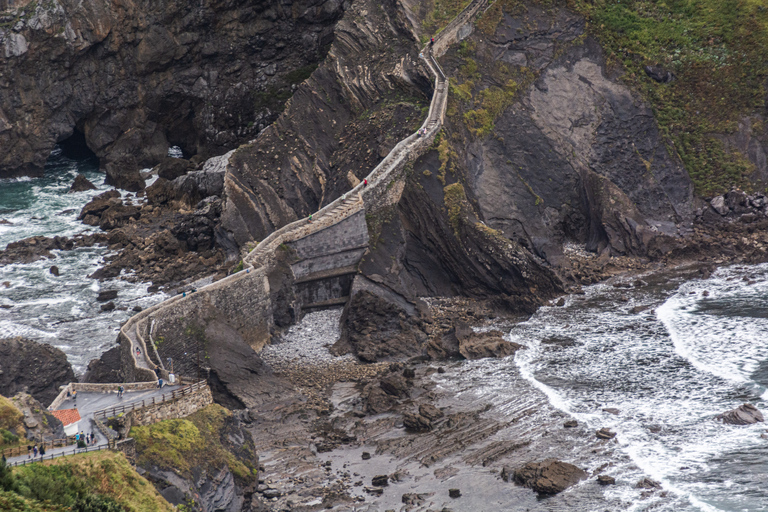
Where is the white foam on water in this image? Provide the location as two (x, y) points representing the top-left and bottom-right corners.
(510, 266), (768, 511)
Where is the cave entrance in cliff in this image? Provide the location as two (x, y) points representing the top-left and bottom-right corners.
(57, 127), (98, 164)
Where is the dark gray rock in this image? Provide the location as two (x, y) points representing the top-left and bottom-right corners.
(644, 65), (675, 83)
(100, 301), (116, 312)
(448, 488), (461, 498)
(0, 337), (75, 406)
(596, 427), (616, 440)
(635, 478), (662, 490)
(82, 346), (123, 384)
(716, 403), (764, 425)
(69, 174), (97, 192)
(371, 475), (389, 487)
(97, 290), (118, 302)
(403, 412), (432, 432)
(513, 459), (588, 495)
(49, 265), (59, 276)
(419, 403), (444, 422)
(563, 420), (578, 428)
(361, 451), (371, 460)
(597, 475), (616, 485)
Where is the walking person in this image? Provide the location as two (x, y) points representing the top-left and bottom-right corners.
(39, 445), (45, 457)
(363, 179), (368, 186)
(27, 444), (31, 458)
(32, 445), (37, 458)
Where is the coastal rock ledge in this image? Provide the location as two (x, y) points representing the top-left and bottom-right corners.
(716, 403), (764, 425)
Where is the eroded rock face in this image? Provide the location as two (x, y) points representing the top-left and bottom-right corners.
(0, 337), (75, 406)
(513, 459), (587, 495)
(716, 403), (764, 425)
(445, 3), (694, 266)
(0, 0), (344, 186)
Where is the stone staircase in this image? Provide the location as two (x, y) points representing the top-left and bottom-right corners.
(119, 0), (489, 379)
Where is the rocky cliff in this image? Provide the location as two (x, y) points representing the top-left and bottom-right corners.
(0, 337), (75, 406)
(0, 0), (344, 189)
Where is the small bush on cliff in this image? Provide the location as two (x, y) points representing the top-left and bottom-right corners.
(0, 395), (23, 433)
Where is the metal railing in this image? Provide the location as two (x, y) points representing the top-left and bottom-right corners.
(93, 381), (207, 422)
(5, 443), (110, 467)
(1, 437), (75, 458)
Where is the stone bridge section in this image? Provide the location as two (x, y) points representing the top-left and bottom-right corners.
(117, 0), (489, 379)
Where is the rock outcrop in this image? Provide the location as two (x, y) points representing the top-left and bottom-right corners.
(716, 403), (764, 425)
(0, 0), (345, 187)
(82, 346), (123, 384)
(513, 459), (588, 495)
(0, 337), (75, 406)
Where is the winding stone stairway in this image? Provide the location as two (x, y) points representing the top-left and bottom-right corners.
(120, 0), (489, 379)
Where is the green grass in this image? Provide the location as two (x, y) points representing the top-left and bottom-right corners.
(570, 0), (768, 195)
(2, 451), (172, 512)
(463, 80), (519, 137)
(422, 0), (473, 36)
(131, 405), (255, 483)
(444, 182), (467, 235)
(0, 395), (23, 433)
(284, 63), (319, 84)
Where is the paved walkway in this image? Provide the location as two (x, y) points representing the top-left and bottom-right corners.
(5, 386), (179, 467)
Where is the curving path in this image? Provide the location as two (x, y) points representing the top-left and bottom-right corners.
(120, 0), (488, 372)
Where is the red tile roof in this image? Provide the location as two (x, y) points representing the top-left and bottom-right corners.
(51, 408), (81, 426)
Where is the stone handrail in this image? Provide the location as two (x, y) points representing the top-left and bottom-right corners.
(116, 0), (487, 375)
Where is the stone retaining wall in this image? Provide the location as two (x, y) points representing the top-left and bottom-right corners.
(127, 384), (213, 427)
(114, 0), (487, 379)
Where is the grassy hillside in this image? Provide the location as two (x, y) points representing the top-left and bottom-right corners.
(569, 0), (768, 196)
(1, 451), (173, 512)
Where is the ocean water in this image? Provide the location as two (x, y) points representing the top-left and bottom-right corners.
(0, 150), (165, 374)
(509, 264), (768, 511)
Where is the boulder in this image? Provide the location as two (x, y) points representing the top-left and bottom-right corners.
(0, 337), (75, 405)
(716, 403), (764, 425)
(49, 265), (59, 276)
(500, 466), (513, 482)
(563, 419), (578, 428)
(448, 489), (461, 498)
(644, 65), (674, 83)
(403, 411), (432, 432)
(156, 157), (195, 181)
(97, 290), (118, 302)
(513, 459), (587, 495)
(597, 475), (616, 485)
(380, 374), (409, 398)
(710, 196), (729, 216)
(69, 174), (97, 192)
(454, 322), (523, 360)
(361, 452), (371, 460)
(635, 478), (662, 490)
(78, 190), (121, 220)
(596, 427), (616, 440)
(419, 403), (444, 422)
(371, 475), (389, 487)
(100, 301), (116, 312)
(99, 204), (141, 230)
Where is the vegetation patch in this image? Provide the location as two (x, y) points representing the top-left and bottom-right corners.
(0, 396), (23, 434)
(1, 450), (172, 512)
(131, 404), (255, 483)
(570, 0), (768, 195)
(463, 80), (519, 137)
(444, 182), (468, 236)
(422, 0), (473, 36)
